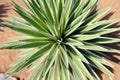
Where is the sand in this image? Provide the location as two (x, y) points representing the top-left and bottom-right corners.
(0, 0), (120, 80)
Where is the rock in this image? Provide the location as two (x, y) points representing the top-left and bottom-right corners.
(0, 27), (4, 31)
(0, 73), (17, 80)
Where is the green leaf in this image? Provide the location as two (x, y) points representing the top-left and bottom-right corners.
(11, 16), (28, 24)
(42, 44), (59, 77)
(65, 38), (83, 46)
(1, 42), (49, 49)
(92, 37), (120, 44)
(58, 0), (64, 21)
(54, 59), (60, 80)
(42, 0), (54, 23)
(23, 0), (35, 14)
(69, 57), (86, 80)
(85, 64), (100, 80)
(63, 66), (70, 80)
(93, 51), (111, 59)
(48, 67), (55, 80)
(27, 56), (46, 72)
(82, 0), (98, 13)
(50, 0), (58, 24)
(78, 42), (119, 53)
(10, 48), (40, 67)
(81, 19), (119, 32)
(70, 54), (94, 80)
(72, 0), (89, 18)
(59, 0), (72, 34)
(71, 0), (80, 11)
(7, 43), (52, 74)
(18, 37), (50, 42)
(94, 19), (120, 30)
(60, 46), (69, 68)
(72, 34), (99, 41)
(60, 62), (66, 80)
(63, 0), (72, 28)
(65, 10), (90, 37)
(29, 64), (44, 80)
(30, 0), (44, 19)
(14, 41), (48, 49)
(85, 6), (112, 24)
(77, 42), (108, 52)
(85, 28), (120, 35)
(2, 18), (30, 28)
(1, 23), (47, 38)
(67, 45), (89, 64)
(12, 1), (47, 31)
(90, 60), (113, 76)
(71, 72), (80, 80)
(2, 18), (46, 32)
(9, 36), (38, 41)
(81, 50), (113, 68)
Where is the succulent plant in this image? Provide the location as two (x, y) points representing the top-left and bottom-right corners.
(1, 0), (120, 80)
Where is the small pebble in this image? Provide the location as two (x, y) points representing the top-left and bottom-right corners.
(0, 27), (4, 30)
(0, 73), (17, 80)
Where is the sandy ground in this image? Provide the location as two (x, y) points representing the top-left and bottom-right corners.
(0, 0), (120, 80)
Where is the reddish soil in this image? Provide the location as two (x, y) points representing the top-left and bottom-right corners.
(0, 0), (120, 80)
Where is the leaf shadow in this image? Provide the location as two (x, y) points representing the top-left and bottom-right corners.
(100, 12), (115, 20)
(0, 4), (10, 32)
(92, 12), (120, 80)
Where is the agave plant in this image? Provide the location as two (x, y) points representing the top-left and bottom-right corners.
(1, 0), (120, 80)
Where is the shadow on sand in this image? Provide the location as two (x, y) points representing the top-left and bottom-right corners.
(0, 4), (10, 31)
